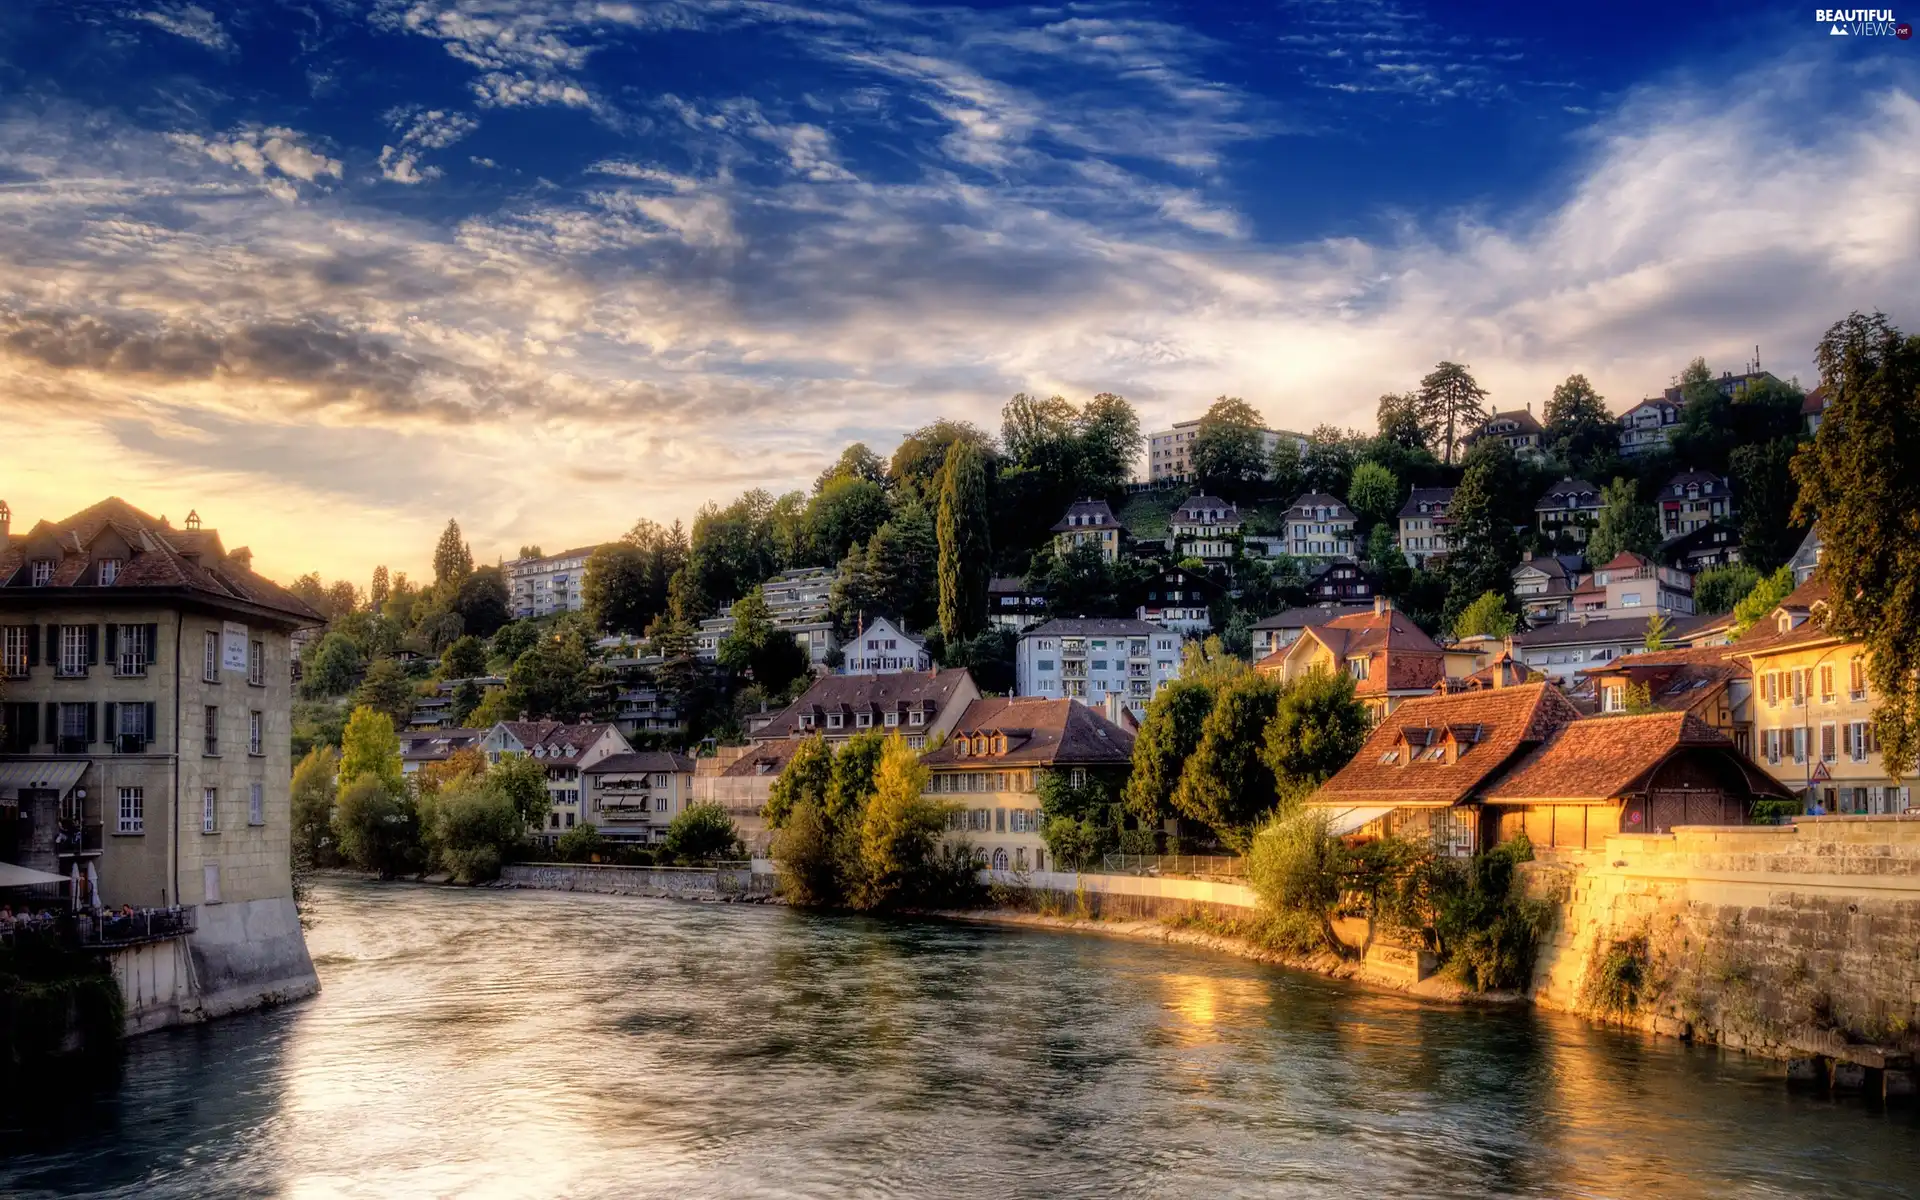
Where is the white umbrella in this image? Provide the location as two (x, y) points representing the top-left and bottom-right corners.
(85, 861), (101, 911)
(0, 862), (73, 888)
(70, 862), (81, 912)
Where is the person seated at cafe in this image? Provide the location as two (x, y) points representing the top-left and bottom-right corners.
(119, 904), (135, 918)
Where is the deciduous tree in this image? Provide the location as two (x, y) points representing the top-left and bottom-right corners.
(1450, 590), (1516, 641)
(1171, 671), (1284, 850)
(1544, 374), (1616, 474)
(1261, 672), (1370, 803)
(853, 735), (944, 909)
(352, 661), (415, 740)
(664, 803), (744, 862)
(454, 566), (511, 638)
(1190, 396), (1268, 492)
(1693, 563), (1761, 616)
(1586, 477), (1660, 565)
(1346, 461), (1400, 529)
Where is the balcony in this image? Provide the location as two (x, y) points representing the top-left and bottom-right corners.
(54, 822), (104, 856)
(56, 735), (89, 755)
(116, 733), (148, 754)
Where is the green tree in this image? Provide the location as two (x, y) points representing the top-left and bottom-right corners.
(1171, 671), (1284, 850)
(419, 771), (526, 881)
(1450, 590), (1517, 641)
(806, 476), (892, 566)
(1376, 392), (1428, 450)
(764, 735), (833, 829)
(1730, 437), (1804, 572)
(1693, 563), (1761, 617)
(299, 631), (363, 699)
(1587, 477), (1660, 565)
(467, 685), (515, 728)
(488, 751), (553, 829)
(432, 518), (473, 592)
(664, 803), (744, 862)
(448, 678), (483, 727)
(505, 622), (596, 720)
(852, 735), (946, 909)
(454, 566), (511, 638)
(865, 497), (940, 631)
(440, 635), (488, 680)
(1643, 612), (1673, 652)
(1441, 441), (1521, 630)
(1190, 396), (1268, 492)
(717, 586), (812, 694)
(1247, 810), (1347, 952)
(937, 439), (992, 641)
(489, 620), (540, 668)
(290, 745), (339, 870)
(369, 565), (391, 612)
(1793, 310), (1920, 776)
(332, 774), (420, 878)
(889, 419), (995, 501)
(1001, 392), (1080, 475)
(1346, 461), (1400, 529)
(1075, 392), (1144, 494)
(1262, 672), (1370, 803)
(584, 541), (653, 634)
(827, 730), (887, 823)
(1038, 768), (1120, 869)
(1544, 374), (1616, 474)
(517, 545), (543, 560)
(554, 822), (608, 864)
(1302, 425), (1360, 498)
(1730, 564), (1796, 635)
(337, 705), (404, 800)
(814, 443), (888, 492)
(1416, 361), (1491, 465)
(1268, 437), (1304, 499)
(352, 656), (415, 734)
(939, 627), (1017, 696)
(686, 489), (783, 614)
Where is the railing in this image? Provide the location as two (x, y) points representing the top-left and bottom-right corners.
(54, 823), (104, 855)
(0, 906), (195, 950)
(1099, 853), (1247, 880)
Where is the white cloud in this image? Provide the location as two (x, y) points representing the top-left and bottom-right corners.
(378, 108), (479, 184)
(166, 124), (342, 201)
(125, 3), (233, 53)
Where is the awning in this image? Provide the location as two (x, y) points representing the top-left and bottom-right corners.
(0, 861), (75, 888)
(0, 760), (89, 798)
(1322, 806), (1396, 836)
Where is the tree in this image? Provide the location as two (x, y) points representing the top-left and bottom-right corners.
(440, 635), (488, 681)
(1416, 361), (1491, 465)
(805, 476), (892, 566)
(889, 419), (994, 500)
(1038, 768), (1120, 869)
(828, 730), (887, 823)
(1171, 671), (1284, 850)
(1441, 441), (1521, 630)
(718, 586), (811, 694)
(940, 627), (1017, 696)
(337, 705), (404, 800)
(454, 567), (511, 638)
(1730, 437), (1804, 572)
(686, 489), (783, 613)
(419, 772), (526, 882)
(489, 619), (539, 667)
(852, 735), (945, 909)
(865, 497), (940, 631)
(1730, 564), (1795, 635)
(353, 656), (415, 729)
(290, 745), (339, 870)
(584, 542), (653, 634)
(1268, 438), (1304, 500)
(1302, 425), (1359, 498)
(489, 751), (553, 829)
(554, 822), (608, 864)
(518, 545), (543, 559)
(449, 678), (483, 727)
(299, 631), (363, 699)
(332, 774), (420, 878)
(1029, 541), (1122, 620)
(1544, 374), (1615, 474)
(468, 685), (515, 728)
(1587, 477), (1660, 565)
(1076, 393), (1144, 495)
(764, 735), (834, 829)
(1793, 311), (1920, 776)
(1693, 563), (1761, 617)
(1450, 590), (1517, 641)
(1261, 672), (1370, 802)
(1376, 392), (1428, 450)
(1346, 461), (1400, 529)
(369, 565), (391, 614)
(1643, 612), (1673, 652)
(664, 802), (744, 862)
(937, 439), (992, 641)
(505, 622), (595, 720)
(432, 518), (473, 591)
(815, 442), (887, 492)
(1190, 396), (1267, 492)
(1000, 392), (1080, 474)
(1247, 810), (1347, 951)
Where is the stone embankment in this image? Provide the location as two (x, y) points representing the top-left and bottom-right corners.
(499, 862), (777, 901)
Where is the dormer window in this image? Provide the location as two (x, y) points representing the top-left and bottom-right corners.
(97, 558), (121, 586)
(827, 712), (844, 729)
(29, 560), (52, 587)
(799, 713), (815, 729)
(909, 710), (926, 727)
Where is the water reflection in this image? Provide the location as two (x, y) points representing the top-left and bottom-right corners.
(3, 879), (1917, 1199)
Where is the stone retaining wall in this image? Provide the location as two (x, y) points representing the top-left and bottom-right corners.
(1526, 817), (1920, 1060)
(501, 862), (772, 899)
(980, 869), (1257, 923)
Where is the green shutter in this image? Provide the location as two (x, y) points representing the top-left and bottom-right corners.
(104, 702), (118, 747)
(144, 702), (158, 747)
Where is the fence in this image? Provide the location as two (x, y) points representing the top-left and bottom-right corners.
(1099, 853), (1246, 880)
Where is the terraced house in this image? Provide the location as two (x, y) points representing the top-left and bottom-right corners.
(0, 497), (320, 1018)
(481, 720), (632, 839)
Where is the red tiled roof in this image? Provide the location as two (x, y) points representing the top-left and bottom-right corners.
(1281, 607), (1445, 695)
(1726, 576), (1836, 657)
(920, 697), (1134, 768)
(1483, 712), (1788, 803)
(1307, 682), (1582, 808)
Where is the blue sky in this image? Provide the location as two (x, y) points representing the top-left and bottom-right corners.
(1, 1), (1916, 580)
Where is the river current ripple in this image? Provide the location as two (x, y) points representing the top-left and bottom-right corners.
(3, 879), (1917, 1198)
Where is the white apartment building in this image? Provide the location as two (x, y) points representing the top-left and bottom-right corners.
(1617, 399), (1680, 458)
(840, 614), (932, 675)
(1014, 618), (1181, 716)
(696, 565), (839, 667)
(505, 546), (596, 619)
(1147, 419), (1305, 484)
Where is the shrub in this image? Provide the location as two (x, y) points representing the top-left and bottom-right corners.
(1426, 834), (1554, 992)
(419, 774), (525, 883)
(1246, 811), (1348, 953)
(331, 774), (421, 878)
(1583, 933), (1650, 1015)
(663, 803), (744, 863)
(555, 823), (608, 864)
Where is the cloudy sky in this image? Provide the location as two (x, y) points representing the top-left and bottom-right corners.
(2, 1), (1916, 584)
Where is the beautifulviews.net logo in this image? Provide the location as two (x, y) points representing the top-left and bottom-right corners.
(1815, 8), (1911, 35)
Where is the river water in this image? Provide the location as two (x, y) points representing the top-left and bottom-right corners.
(3, 880), (1917, 1199)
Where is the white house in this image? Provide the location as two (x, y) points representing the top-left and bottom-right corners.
(1396, 487), (1454, 568)
(840, 614), (932, 675)
(481, 720), (632, 840)
(1014, 618), (1181, 717)
(505, 546), (598, 619)
(1617, 399), (1680, 458)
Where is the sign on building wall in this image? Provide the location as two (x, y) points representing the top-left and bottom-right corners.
(222, 621), (250, 672)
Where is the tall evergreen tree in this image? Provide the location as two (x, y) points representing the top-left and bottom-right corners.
(937, 440), (992, 641)
(866, 497), (940, 631)
(369, 564), (391, 613)
(432, 518), (473, 590)
(1415, 361), (1491, 465)
(1730, 437), (1804, 572)
(1793, 310), (1920, 776)
(1171, 672), (1285, 851)
(1441, 441), (1521, 629)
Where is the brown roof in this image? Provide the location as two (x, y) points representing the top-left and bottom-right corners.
(1484, 712), (1787, 803)
(496, 721), (624, 755)
(920, 698), (1134, 768)
(1249, 604), (1370, 632)
(1050, 499), (1121, 533)
(400, 729), (484, 762)
(751, 668), (975, 741)
(585, 751), (695, 775)
(1308, 682), (1582, 808)
(0, 496), (321, 625)
(721, 738), (804, 778)
(1275, 607), (1445, 695)
(1726, 576), (1837, 658)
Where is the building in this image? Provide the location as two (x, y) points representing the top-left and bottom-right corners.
(1168, 494), (1242, 565)
(1015, 619), (1181, 716)
(1657, 523), (1742, 573)
(701, 669), (981, 852)
(1133, 566), (1217, 636)
(925, 697), (1135, 873)
(1462, 408), (1545, 457)
(1536, 478), (1603, 545)
(1662, 368), (1782, 405)
(1660, 470), (1733, 536)
(696, 565), (839, 668)
(505, 546), (596, 619)
(0, 497), (321, 1017)
(1284, 493), (1357, 560)
(1803, 385), (1829, 436)
(1304, 559), (1374, 605)
(1256, 598), (1455, 724)
(582, 751), (696, 845)
(399, 728), (484, 776)
(1617, 399), (1681, 458)
(1589, 551), (1694, 618)
(1788, 524), (1823, 585)
(1302, 680), (1788, 856)
(1050, 499), (1125, 563)
(1729, 577), (1911, 814)
(1579, 647), (1752, 758)
(987, 576), (1047, 632)
(840, 614), (932, 675)
(480, 720), (632, 839)
(1511, 555), (1585, 625)
(601, 653), (685, 741)
(1248, 604), (1370, 660)
(1147, 419), (1304, 485)
(1511, 613), (1693, 682)
(1396, 487), (1454, 568)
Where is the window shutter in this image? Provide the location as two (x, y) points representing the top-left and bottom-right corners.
(26, 626), (38, 668)
(104, 702), (118, 742)
(144, 701), (158, 746)
(106, 624), (119, 663)
(86, 624), (99, 665)
(43, 702), (57, 744)
(46, 624), (59, 665)
(146, 624), (159, 662)
(85, 702), (98, 743)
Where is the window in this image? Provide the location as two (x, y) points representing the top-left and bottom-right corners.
(202, 787), (218, 833)
(204, 705), (220, 755)
(1820, 723), (1836, 763)
(1763, 672), (1780, 706)
(856, 712), (871, 728)
(655, 795), (668, 812)
(97, 558), (121, 585)
(1791, 727), (1807, 764)
(1602, 685), (1624, 714)
(117, 702), (149, 748)
(1819, 665), (1835, 704)
(652, 773), (670, 788)
(883, 711), (899, 727)
(1070, 767), (1087, 789)
(564, 812), (575, 828)
(1848, 722), (1870, 762)
(116, 624), (149, 676)
(59, 625), (90, 676)
(249, 640), (265, 686)
(1789, 670), (1805, 707)
(1, 626), (28, 677)
(204, 631), (220, 682)
(249, 782), (265, 826)
(1764, 729), (1780, 765)
(29, 560), (52, 587)
(1347, 657), (1369, 681)
(1620, 593), (1643, 608)
(827, 712), (843, 730)
(909, 710), (925, 727)
(1849, 658), (1867, 700)
(1037, 660), (1055, 672)
(118, 787), (144, 834)
(249, 710), (264, 755)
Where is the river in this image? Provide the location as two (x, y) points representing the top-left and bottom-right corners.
(3, 880), (1917, 1198)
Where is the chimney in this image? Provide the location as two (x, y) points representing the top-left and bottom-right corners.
(0, 499), (9, 541)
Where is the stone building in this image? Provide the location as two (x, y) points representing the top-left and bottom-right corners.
(0, 497), (321, 1018)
